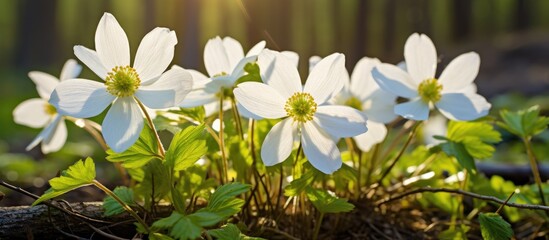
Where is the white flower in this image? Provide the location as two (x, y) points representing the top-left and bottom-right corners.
(180, 36), (265, 116)
(314, 57), (397, 152)
(372, 33), (491, 121)
(13, 59), (82, 153)
(49, 13), (193, 152)
(234, 49), (368, 174)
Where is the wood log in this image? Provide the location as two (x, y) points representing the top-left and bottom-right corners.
(0, 202), (170, 240)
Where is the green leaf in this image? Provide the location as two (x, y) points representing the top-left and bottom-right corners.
(106, 124), (160, 168)
(189, 210), (223, 227)
(103, 186), (134, 216)
(152, 212), (202, 240)
(441, 141), (476, 172)
(447, 121), (501, 143)
(206, 182), (250, 219)
(207, 223), (266, 240)
(284, 170), (316, 196)
(33, 158), (96, 206)
(169, 107), (206, 124)
(305, 187), (354, 214)
(165, 124), (208, 172)
(479, 213), (514, 240)
(499, 105), (549, 138)
(149, 233), (175, 240)
(136, 159), (171, 209)
(236, 62), (261, 84)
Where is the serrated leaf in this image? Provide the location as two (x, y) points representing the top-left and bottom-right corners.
(103, 186), (134, 216)
(206, 182), (250, 219)
(207, 223), (266, 240)
(284, 170), (316, 196)
(447, 121), (501, 143)
(499, 105), (549, 138)
(165, 125), (207, 172)
(441, 141), (476, 172)
(305, 187), (354, 214)
(479, 213), (513, 240)
(189, 210), (223, 227)
(136, 159), (171, 209)
(152, 212), (202, 240)
(106, 124), (160, 168)
(33, 158), (96, 206)
(149, 233), (175, 240)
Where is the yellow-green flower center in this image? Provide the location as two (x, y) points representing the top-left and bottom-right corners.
(344, 97), (363, 111)
(105, 66), (141, 97)
(44, 103), (57, 116)
(284, 92), (317, 123)
(418, 78), (442, 103)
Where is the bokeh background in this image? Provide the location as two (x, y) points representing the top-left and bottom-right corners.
(1, 0), (548, 205)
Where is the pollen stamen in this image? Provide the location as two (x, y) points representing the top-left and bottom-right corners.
(105, 66), (141, 97)
(284, 92), (317, 123)
(418, 78), (442, 103)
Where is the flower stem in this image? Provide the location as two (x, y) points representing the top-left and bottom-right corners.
(134, 98), (165, 157)
(92, 180), (149, 232)
(376, 121), (421, 187)
(230, 96), (244, 140)
(523, 137), (547, 206)
(496, 190), (517, 214)
(218, 92), (229, 184)
(312, 212), (325, 240)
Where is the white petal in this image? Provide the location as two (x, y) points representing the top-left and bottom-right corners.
(362, 90), (398, 123)
(237, 102), (263, 120)
(457, 83), (477, 95)
(301, 121), (342, 174)
(314, 105), (368, 138)
(28, 71), (59, 100)
(204, 36), (231, 76)
(304, 53), (345, 104)
(230, 56), (256, 82)
(13, 99), (50, 128)
(95, 13), (130, 70)
(102, 97), (144, 152)
(258, 49), (302, 99)
(136, 67), (193, 109)
(233, 82), (286, 119)
(281, 51), (300, 68)
(246, 40), (266, 57)
(308, 55), (322, 73)
(260, 118), (296, 166)
(41, 116), (67, 154)
(26, 115), (62, 152)
(49, 79), (114, 118)
(180, 90), (216, 108)
(422, 114), (447, 146)
(372, 64), (418, 98)
(59, 59), (82, 81)
(394, 98), (430, 120)
(404, 33), (437, 84)
(435, 93), (491, 121)
(74, 45), (108, 79)
(353, 121), (387, 152)
(133, 28), (178, 83)
(222, 37), (245, 70)
(439, 52), (480, 92)
(350, 57), (381, 100)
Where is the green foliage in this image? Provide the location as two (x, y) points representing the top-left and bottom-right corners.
(439, 121), (501, 172)
(165, 124), (207, 172)
(103, 186), (135, 216)
(305, 187), (354, 214)
(438, 226), (469, 240)
(169, 107), (206, 124)
(106, 124), (161, 168)
(33, 158), (96, 206)
(284, 170), (316, 196)
(207, 224), (265, 240)
(478, 213), (513, 240)
(204, 182), (250, 219)
(136, 159), (171, 209)
(151, 212), (203, 240)
(499, 105), (549, 138)
(152, 183), (250, 240)
(236, 62), (261, 84)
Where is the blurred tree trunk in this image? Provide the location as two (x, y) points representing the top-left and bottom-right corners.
(15, 0), (57, 68)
